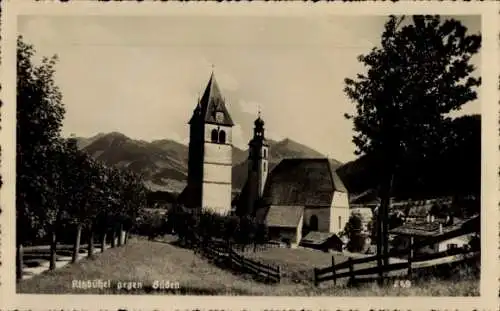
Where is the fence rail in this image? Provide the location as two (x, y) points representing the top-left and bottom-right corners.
(313, 224), (479, 286)
(199, 241), (281, 283)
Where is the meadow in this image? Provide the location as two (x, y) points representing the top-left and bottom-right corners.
(17, 237), (479, 296)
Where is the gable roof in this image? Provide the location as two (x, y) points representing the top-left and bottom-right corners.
(265, 205), (304, 228)
(190, 73), (234, 127)
(300, 231), (342, 246)
(389, 215), (479, 237)
(262, 158), (348, 207)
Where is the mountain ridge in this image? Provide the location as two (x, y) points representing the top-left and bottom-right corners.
(74, 131), (341, 194)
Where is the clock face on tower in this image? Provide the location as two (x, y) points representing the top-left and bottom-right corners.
(215, 111), (224, 123)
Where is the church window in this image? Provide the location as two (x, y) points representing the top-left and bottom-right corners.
(219, 130), (226, 144)
(211, 129), (218, 143)
(310, 215), (318, 231)
(338, 216), (342, 231)
(263, 162), (267, 172)
(263, 149), (267, 159)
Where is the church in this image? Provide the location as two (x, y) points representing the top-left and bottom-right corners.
(178, 72), (350, 249)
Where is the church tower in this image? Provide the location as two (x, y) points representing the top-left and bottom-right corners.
(185, 72), (234, 215)
(244, 112), (269, 214)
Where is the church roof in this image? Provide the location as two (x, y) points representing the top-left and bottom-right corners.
(262, 158), (348, 207)
(190, 73), (234, 127)
(265, 205), (304, 228)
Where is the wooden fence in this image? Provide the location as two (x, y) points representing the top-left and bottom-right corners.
(313, 225), (479, 286)
(200, 241), (281, 283)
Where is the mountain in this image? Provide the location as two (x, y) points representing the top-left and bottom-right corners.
(76, 132), (333, 194)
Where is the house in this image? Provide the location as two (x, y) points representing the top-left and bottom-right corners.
(300, 231), (344, 252)
(389, 215), (479, 255)
(265, 205), (304, 248)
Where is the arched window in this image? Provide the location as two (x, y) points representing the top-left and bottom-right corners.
(263, 149), (267, 159)
(310, 215), (319, 231)
(211, 129), (218, 143)
(219, 130), (226, 144)
(263, 162), (267, 172)
(338, 216), (342, 231)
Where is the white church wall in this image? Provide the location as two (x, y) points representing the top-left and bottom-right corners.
(330, 191), (350, 233)
(203, 163), (232, 184)
(204, 143), (232, 164)
(202, 182), (232, 215)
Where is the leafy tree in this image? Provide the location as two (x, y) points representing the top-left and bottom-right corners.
(343, 213), (366, 252)
(16, 36), (65, 277)
(344, 15), (481, 275)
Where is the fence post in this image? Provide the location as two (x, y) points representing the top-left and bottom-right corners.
(332, 256), (336, 286)
(313, 268), (318, 287)
(348, 257), (355, 285)
(407, 236), (414, 279)
(228, 248), (233, 269)
(277, 265), (281, 283)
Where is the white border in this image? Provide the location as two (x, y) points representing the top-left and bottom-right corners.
(1, 1), (499, 310)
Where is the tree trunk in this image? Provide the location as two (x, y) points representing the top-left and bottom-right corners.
(382, 173), (394, 267)
(16, 243), (23, 282)
(100, 231), (107, 253)
(377, 163), (395, 286)
(376, 203), (383, 285)
(124, 230), (128, 245)
(49, 228), (57, 270)
(87, 224), (95, 258)
(72, 223), (83, 263)
(110, 228), (116, 248)
(117, 223), (123, 247)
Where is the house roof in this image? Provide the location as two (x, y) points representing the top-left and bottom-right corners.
(189, 73), (234, 127)
(350, 189), (380, 205)
(265, 205), (304, 228)
(262, 158), (348, 207)
(389, 215), (479, 237)
(300, 231), (342, 246)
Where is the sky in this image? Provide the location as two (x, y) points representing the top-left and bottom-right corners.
(18, 15), (481, 163)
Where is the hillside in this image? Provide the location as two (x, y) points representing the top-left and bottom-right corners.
(76, 132), (333, 194)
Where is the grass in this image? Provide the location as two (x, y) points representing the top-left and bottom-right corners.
(17, 237), (479, 296)
(235, 246), (379, 284)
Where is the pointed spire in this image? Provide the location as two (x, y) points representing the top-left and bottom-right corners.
(190, 70), (234, 126)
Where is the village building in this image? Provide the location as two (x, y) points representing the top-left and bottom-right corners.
(178, 72), (351, 247)
(389, 214), (479, 255)
(178, 72), (234, 215)
(233, 115), (350, 248)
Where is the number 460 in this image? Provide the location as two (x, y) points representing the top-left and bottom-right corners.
(394, 279), (412, 288)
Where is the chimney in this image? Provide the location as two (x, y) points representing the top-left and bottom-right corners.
(439, 223), (443, 234)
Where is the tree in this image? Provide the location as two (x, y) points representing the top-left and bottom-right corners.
(16, 36), (65, 277)
(343, 213), (366, 253)
(344, 15), (481, 281)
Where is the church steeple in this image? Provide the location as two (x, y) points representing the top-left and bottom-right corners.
(248, 111), (269, 198)
(191, 72), (234, 127)
(182, 71), (234, 215)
